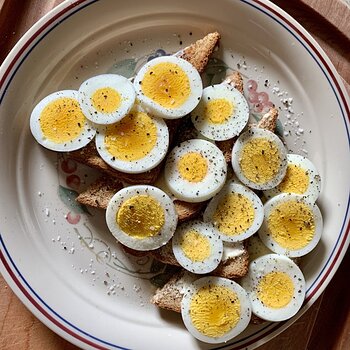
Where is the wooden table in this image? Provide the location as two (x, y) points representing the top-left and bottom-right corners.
(1, 1), (349, 349)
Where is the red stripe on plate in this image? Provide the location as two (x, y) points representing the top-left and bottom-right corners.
(0, 0), (86, 90)
(0, 1), (349, 349)
(0, 247), (109, 350)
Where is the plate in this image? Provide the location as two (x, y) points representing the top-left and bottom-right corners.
(0, 0), (349, 349)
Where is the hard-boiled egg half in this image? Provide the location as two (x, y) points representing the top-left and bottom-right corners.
(204, 182), (264, 242)
(172, 220), (223, 274)
(232, 127), (287, 190)
(30, 90), (96, 152)
(191, 83), (249, 141)
(106, 185), (177, 251)
(259, 193), (323, 257)
(164, 139), (227, 202)
(95, 105), (169, 174)
(78, 74), (136, 124)
(133, 56), (202, 119)
(263, 154), (321, 203)
(241, 254), (305, 322)
(181, 276), (251, 343)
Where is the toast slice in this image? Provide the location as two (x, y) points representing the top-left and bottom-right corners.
(150, 240), (249, 279)
(75, 176), (123, 209)
(257, 107), (278, 132)
(150, 269), (265, 324)
(68, 142), (162, 185)
(223, 71), (244, 94)
(179, 31), (221, 73)
(151, 270), (196, 313)
(76, 176), (206, 222)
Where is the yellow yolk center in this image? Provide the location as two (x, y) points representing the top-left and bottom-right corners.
(204, 98), (234, 124)
(268, 200), (315, 250)
(239, 138), (281, 184)
(190, 285), (241, 337)
(117, 195), (165, 239)
(141, 62), (190, 108)
(91, 87), (122, 113)
(213, 193), (255, 235)
(180, 230), (211, 262)
(178, 152), (208, 183)
(104, 111), (157, 161)
(278, 164), (309, 194)
(39, 97), (85, 143)
(257, 272), (294, 308)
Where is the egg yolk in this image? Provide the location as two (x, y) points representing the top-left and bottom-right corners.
(141, 62), (190, 108)
(213, 193), (255, 235)
(104, 111), (157, 161)
(204, 98), (234, 124)
(239, 138), (281, 184)
(91, 87), (122, 113)
(180, 230), (211, 262)
(257, 272), (294, 308)
(267, 200), (315, 250)
(39, 97), (85, 143)
(178, 152), (208, 183)
(190, 285), (241, 337)
(117, 195), (165, 239)
(278, 164), (309, 194)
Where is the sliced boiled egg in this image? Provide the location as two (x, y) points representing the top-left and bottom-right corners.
(133, 56), (202, 119)
(172, 220), (223, 274)
(259, 193), (323, 257)
(164, 139), (227, 203)
(191, 83), (249, 141)
(204, 182), (264, 242)
(232, 127), (287, 190)
(106, 185), (177, 251)
(95, 106), (169, 174)
(240, 254), (306, 322)
(78, 74), (136, 124)
(263, 154), (321, 203)
(181, 276), (251, 344)
(30, 90), (96, 152)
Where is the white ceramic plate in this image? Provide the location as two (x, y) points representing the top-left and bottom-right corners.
(0, 0), (349, 349)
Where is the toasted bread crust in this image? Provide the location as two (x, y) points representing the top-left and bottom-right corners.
(68, 142), (162, 184)
(224, 71), (244, 94)
(213, 248), (249, 279)
(173, 199), (207, 223)
(179, 32), (221, 73)
(76, 176), (206, 223)
(151, 270), (194, 313)
(151, 239), (249, 279)
(215, 138), (237, 163)
(76, 176), (122, 209)
(257, 107), (278, 132)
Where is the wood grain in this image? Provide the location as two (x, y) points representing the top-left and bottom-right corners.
(0, 0), (349, 350)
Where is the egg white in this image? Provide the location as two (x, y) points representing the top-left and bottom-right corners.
(172, 220), (223, 274)
(133, 56), (203, 119)
(105, 185), (178, 251)
(30, 90), (96, 152)
(181, 276), (251, 344)
(204, 182), (264, 242)
(191, 83), (249, 141)
(259, 193), (323, 257)
(95, 106), (169, 174)
(263, 153), (321, 203)
(240, 254), (306, 322)
(164, 139), (227, 203)
(232, 127), (288, 190)
(78, 74), (136, 125)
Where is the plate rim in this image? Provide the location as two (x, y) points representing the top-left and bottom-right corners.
(0, 0), (349, 349)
